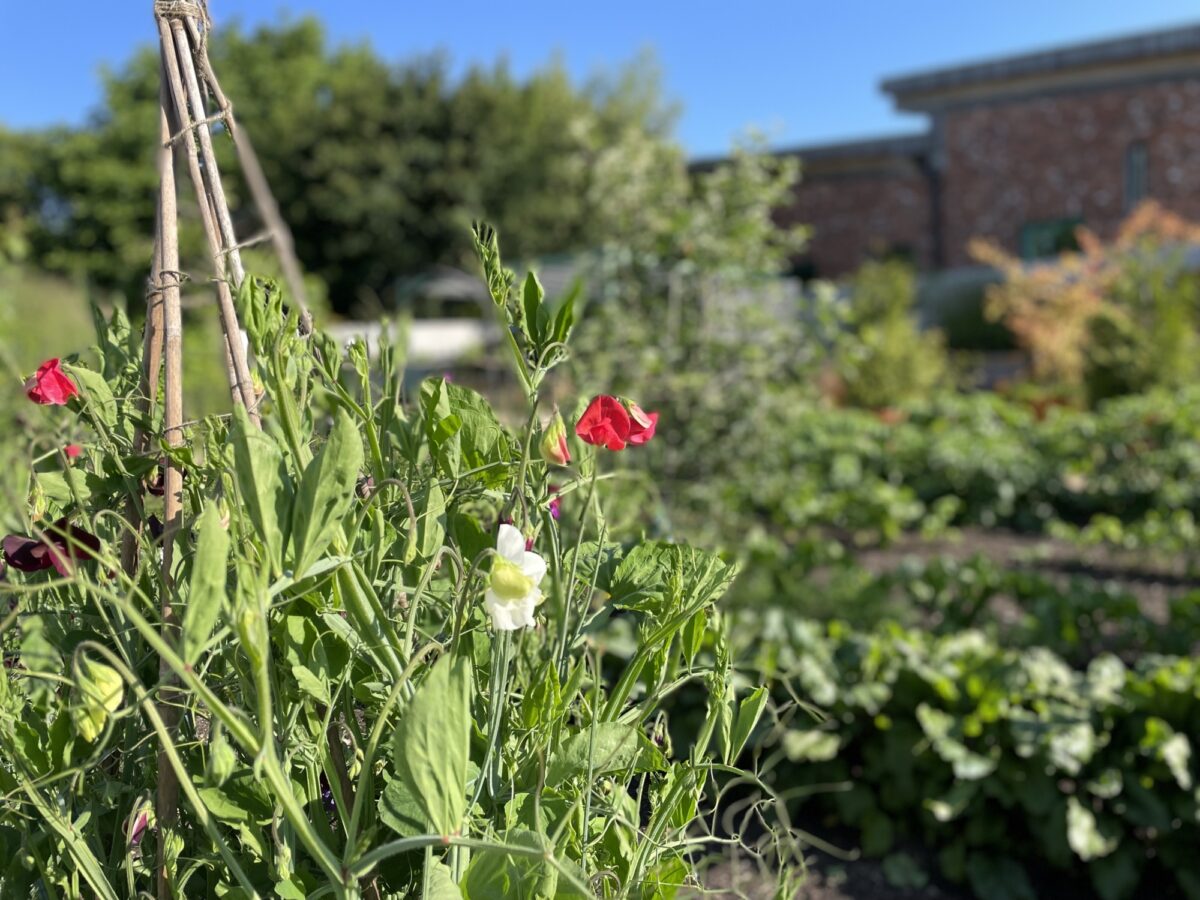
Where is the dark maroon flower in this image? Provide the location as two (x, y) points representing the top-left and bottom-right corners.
(2, 535), (54, 573)
(2, 519), (102, 577)
(146, 459), (188, 497)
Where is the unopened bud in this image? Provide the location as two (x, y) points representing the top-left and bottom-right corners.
(539, 410), (571, 466)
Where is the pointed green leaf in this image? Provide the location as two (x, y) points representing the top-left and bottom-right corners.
(727, 686), (768, 764)
(426, 862), (464, 900)
(463, 829), (556, 900)
(182, 501), (229, 665)
(392, 653), (472, 836)
(229, 404), (289, 575)
(547, 723), (665, 786)
(290, 409), (363, 577)
(522, 271), (548, 350)
(64, 364), (118, 430)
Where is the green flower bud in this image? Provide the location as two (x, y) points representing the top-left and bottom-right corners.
(207, 723), (236, 787)
(71, 655), (124, 743)
(539, 410), (571, 466)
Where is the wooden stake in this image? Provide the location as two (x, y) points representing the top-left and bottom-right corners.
(155, 69), (185, 900)
(184, 15), (313, 334)
(156, 14), (259, 422)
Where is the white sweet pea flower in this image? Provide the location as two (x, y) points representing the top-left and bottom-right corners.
(484, 524), (547, 631)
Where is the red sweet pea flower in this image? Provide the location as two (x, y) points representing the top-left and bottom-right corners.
(575, 395), (632, 450)
(575, 395), (658, 450)
(24, 359), (80, 406)
(2, 519), (101, 577)
(64, 444), (82, 459)
(626, 402), (658, 446)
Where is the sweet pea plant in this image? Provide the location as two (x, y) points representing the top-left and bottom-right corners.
(0, 226), (796, 898)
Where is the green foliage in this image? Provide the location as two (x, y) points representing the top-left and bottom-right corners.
(835, 259), (950, 409)
(9, 18), (676, 314)
(0, 232), (793, 897)
(574, 138), (819, 551)
(1084, 243), (1200, 402)
(734, 612), (1200, 899)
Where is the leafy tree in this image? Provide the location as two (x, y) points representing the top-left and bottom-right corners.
(10, 17), (676, 314)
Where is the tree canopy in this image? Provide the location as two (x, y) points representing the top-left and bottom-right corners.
(2, 17), (677, 314)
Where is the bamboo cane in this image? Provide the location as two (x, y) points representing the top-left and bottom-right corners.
(156, 14), (259, 421)
(154, 69), (185, 900)
(183, 16), (314, 335)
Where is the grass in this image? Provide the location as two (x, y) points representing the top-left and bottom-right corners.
(0, 265), (239, 418)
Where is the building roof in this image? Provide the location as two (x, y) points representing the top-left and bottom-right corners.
(884, 22), (1200, 110)
(771, 132), (931, 162)
(688, 131), (929, 173)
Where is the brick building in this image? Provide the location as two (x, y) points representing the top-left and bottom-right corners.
(774, 24), (1200, 277)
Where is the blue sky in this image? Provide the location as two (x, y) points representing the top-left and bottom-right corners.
(1, 1), (1197, 157)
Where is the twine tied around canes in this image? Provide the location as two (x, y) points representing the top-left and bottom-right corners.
(153, 0), (209, 23)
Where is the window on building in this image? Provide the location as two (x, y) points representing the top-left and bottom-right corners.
(1019, 218), (1082, 260)
(1125, 142), (1148, 211)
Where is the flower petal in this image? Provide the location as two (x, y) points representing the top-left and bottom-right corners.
(483, 588), (520, 631)
(521, 551), (547, 586)
(2, 535), (54, 572)
(496, 523), (526, 563)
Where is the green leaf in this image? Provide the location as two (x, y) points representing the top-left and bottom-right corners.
(425, 862), (464, 900)
(522, 271), (549, 350)
(727, 686), (768, 763)
(965, 855), (1036, 900)
(882, 852), (929, 890)
(378, 773), (425, 838)
(290, 409), (363, 577)
(1090, 846), (1142, 900)
(782, 729), (840, 762)
(1067, 797), (1119, 861)
(916, 704), (997, 780)
(35, 469), (93, 505)
(404, 480), (446, 564)
(642, 854), (689, 900)
(229, 404), (289, 575)
(182, 501), (229, 666)
(520, 661), (561, 731)
(681, 608), (706, 668)
(925, 781), (978, 823)
(608, 542), (737, 614)
(391, 653), (472, 836)
(421, 378), (462, 479)
(550, 277), (581, 349)
(547, 723), (665, 786)
(292, 666), (331, 705)
(462, 829), (556, 900)
(196, 786), (255, 825)
(64, 364), (118, 430)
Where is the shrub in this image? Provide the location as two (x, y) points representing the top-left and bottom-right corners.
(973, 201), (1200, 405)
(834, 259), (949, 410)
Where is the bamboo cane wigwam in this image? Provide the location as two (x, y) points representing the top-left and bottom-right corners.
(142, 2), (313, 894)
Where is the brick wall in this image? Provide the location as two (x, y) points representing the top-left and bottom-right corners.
(940, 77), (1200, 265)
(781, 158), (935, 277)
